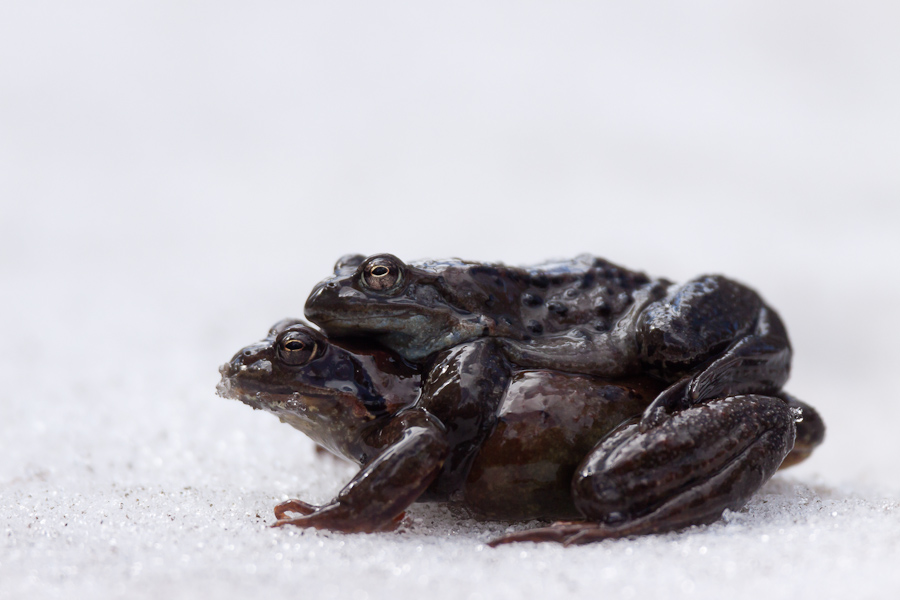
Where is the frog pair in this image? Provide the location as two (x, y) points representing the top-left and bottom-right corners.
(217, 254), (824, 545)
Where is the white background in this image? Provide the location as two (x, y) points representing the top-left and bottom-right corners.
(2, 2), (899, 599)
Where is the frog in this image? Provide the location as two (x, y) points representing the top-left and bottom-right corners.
(304, 253), (794, 431)
(216, 319), (825, 545)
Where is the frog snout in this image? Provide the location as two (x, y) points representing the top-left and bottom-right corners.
(246, 359), (273, 375)
(219, 340), (273, 378)
(306, 282), (369, 325)
(220, 356), (273, 378)
(219, 359), (243, 379)
(304, 283), (331, 322)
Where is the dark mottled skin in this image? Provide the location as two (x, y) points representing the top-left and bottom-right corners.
(305, 254), (663, 370)
(217, 320), (825, 545)
(305, 254), (795, 434)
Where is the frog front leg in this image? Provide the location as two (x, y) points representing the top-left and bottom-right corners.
(273, 410), (449, 533)
(489, 394), (795, 546)
(637, 276), (791, 429)
(415, 338), (510, 499)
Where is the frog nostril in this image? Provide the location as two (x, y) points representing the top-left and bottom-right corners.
(249, 359), (273, 375)
(310, 283), (338, 302)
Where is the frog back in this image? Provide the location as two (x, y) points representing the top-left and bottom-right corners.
(425, 254), (656, 341)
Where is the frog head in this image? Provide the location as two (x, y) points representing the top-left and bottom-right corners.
(304, 254), (494, 360)
(217, 319), (421, 462)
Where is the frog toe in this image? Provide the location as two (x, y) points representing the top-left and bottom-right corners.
(273, 499), (318, 520)
(271, 509), (407, 533)
(487, 521), (640, 547)
(487, 522), (585, 547)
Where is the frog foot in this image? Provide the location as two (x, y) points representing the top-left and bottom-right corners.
(487, 521), (636, 547)
(273, 499), (317, 520)
(271, 502), (407, 533)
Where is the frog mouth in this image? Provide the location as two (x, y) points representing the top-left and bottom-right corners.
(216, 377), (289, 406)
(216, 375), (346, 411)
(311, 309), (425, 328)
(307, 299), (463, 330)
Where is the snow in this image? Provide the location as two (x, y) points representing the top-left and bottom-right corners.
(3, 2), (900, 599)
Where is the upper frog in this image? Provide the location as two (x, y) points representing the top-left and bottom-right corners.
(305, 253), (792, 430)
(305, 253), (665, 371)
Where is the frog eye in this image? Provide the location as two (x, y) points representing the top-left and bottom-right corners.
(360, 255), (404, 292)
(277, 331), (318, 366)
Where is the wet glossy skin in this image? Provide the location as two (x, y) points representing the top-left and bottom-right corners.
(305, 254), (794, 431)
(305, 253), (662, 371)
(218, 321), (825, 544)
(216, 319), (423, 462)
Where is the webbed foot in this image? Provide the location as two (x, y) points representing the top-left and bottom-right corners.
(488, 521), (634, 547)
(272, 501), (407, 533)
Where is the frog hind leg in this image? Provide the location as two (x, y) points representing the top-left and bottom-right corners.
(638, 276), (792, 430)
(488, 394), (795, 546)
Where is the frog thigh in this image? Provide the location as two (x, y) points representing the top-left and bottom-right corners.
(488, 395), (794, 546)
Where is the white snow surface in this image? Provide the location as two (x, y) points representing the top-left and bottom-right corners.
(3, 2), (900, 599)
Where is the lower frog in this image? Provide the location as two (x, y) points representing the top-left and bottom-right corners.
(217, 320), (824, 545)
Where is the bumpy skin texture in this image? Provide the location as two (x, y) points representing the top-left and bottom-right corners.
(488, 395), (795, 546)
(217, 321), (825, 544)
(305, 254), (793, 432)
(305, 253), (662, 368)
